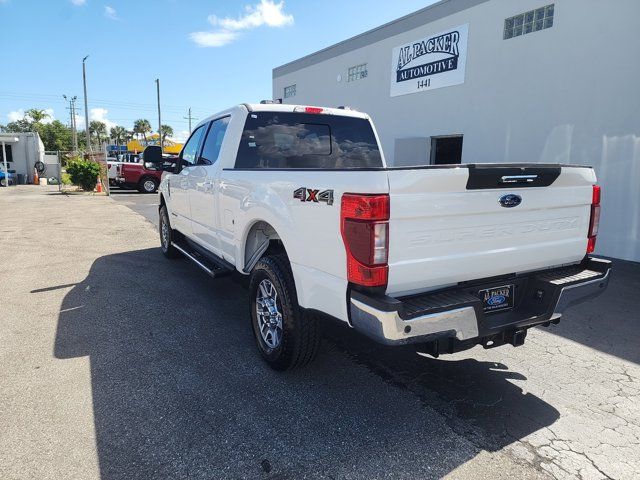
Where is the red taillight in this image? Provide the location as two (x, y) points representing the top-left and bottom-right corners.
(587, 184), (601, 253)
(341, 194), (389, 287)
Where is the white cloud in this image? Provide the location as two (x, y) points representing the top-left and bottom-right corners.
(172, 130), (190, 143)
(7, 108), (55, 124)
(41, 108), (55, 124)
(189, 30), (239, 48)
(75, 113), (86, 130)
(7, 109), (24, 123)
(70, 0), (86, 5)
(104, 5), (118, 20)
(190, 0), (293, 47)
(90, 107), (117, 131)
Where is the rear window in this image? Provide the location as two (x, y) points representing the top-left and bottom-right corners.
(235, 112), (382, 169)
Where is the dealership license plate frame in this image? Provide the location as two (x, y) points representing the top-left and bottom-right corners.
(479, 284), (515, 314)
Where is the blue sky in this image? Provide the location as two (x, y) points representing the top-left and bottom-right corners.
(0, 0), (435, 141)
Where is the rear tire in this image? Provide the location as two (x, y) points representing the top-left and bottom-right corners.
(159, 205), (179, 259)
(139, 177), (158, 193)
(249, 255), (320, 370)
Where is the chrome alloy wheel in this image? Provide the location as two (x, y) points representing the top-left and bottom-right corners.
(143, 179), (156, 192)
(256, 279), (283, 349)
(161, 217), (170, 250)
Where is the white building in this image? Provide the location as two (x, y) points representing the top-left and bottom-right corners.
(272, 0), (640, 262)
(0, 132), (45, 184)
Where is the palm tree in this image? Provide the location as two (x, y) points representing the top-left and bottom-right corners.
(89, 121), (107, 146)
(133, 119), (152, 144)
(25, 108), (50, 124)
(110, 126), (127, 148)
(159, 124), (174, 145)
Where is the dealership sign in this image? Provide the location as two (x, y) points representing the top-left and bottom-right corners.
(390, 24), (469, 97)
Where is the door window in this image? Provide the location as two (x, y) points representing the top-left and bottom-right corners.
(199, 117), (230, 165)
(180, 125), (205, 167)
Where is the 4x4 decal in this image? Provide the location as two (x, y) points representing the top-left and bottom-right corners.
(293, 187), (334, 206)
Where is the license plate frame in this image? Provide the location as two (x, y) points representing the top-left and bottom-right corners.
(479, 284), (515, 314)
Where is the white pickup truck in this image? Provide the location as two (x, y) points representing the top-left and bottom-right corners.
(157, 103), (611, 370)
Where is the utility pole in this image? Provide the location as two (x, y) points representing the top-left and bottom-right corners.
(156, 79), (162, 151)
(82, 56), (91, 153)
(63, 94), (78, 152)
(183, 107), (195, 134)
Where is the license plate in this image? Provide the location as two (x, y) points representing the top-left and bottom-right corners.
(479, 284), (514, 313)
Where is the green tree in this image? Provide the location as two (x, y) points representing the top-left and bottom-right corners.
(159, 124), (174, 144)
(110, 126), (127, 148)
(89, 121), (107, 145)
(38, 120), (73, 151)
(3, 110), (74, 151)
(25, 108), (50, 124)
(3, 119), (32, 133)
(133, 119), (152, 144)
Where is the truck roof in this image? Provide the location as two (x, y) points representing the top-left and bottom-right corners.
(194, 103), (370, 132)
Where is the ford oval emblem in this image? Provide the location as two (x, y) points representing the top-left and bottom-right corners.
(487, 295), (506, 306)
(498, 194), (522, 208)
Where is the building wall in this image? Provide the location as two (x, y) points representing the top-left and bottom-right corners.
(273, 0), (640, 262)
(0, 132), (45, 183)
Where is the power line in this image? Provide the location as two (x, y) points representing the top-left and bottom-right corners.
(0, 90), (211, 113)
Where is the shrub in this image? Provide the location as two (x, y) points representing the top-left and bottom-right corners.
(66, 159), (101, 191)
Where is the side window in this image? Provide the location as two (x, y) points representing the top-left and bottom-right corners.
(199, 117), (230, 165)
(180, 125), (205, 167)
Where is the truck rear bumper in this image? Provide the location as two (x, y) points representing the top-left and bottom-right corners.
(349, 257), (611, 350)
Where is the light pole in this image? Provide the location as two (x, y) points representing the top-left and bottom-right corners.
(155, 79), (162, 151)
(63, 94), (78, 152)
(82, 55), (91, 153)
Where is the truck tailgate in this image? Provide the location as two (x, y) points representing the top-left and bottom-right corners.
(386, 165), (596, 296)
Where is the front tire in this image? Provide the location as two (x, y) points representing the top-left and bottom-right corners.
(159, 205), (179, 259)
(249, 255), (320, 370)
(139, 177), (158, 193)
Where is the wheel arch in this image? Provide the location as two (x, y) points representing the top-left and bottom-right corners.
(241, 220), (289, 274)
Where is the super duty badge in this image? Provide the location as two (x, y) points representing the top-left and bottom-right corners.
(293, 187), (334, 205)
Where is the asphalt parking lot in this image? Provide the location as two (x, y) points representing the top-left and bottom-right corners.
(1, 186), (639, 480)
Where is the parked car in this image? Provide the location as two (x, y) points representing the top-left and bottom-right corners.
(157, 103), (611, 370)
(116, 152), (176, 193)
(0, 170), (16, 186)
(108, 153), (141, 187)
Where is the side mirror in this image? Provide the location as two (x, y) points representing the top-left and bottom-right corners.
(143, 145), (163, 164)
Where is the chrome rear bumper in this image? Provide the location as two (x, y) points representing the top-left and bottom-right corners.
(349, 257), (611, 347)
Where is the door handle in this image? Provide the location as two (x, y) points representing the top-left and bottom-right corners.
(500, 175), (538, 184)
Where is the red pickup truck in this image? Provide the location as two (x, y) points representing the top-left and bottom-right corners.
(116, 154), (177, 193)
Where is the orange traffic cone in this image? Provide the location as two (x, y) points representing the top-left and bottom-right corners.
(96, 178), (103, 193)
(33, 167), (39, 185)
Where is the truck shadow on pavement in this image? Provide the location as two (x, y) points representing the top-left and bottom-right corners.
(54, 248), (559, 479)
(543, 258), (640, 365)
